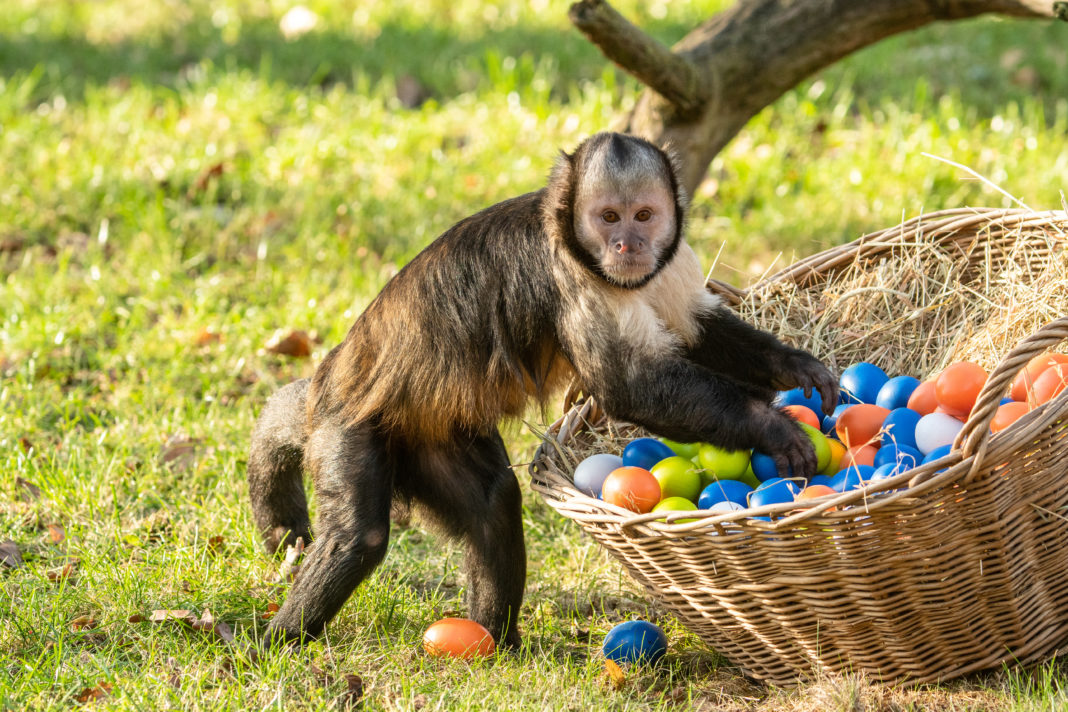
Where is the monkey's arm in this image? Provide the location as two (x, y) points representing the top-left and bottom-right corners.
(685, 305), (838, 415)
(585, 353), (818, 477)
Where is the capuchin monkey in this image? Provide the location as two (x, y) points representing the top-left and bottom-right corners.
(247, 132), (837, 648)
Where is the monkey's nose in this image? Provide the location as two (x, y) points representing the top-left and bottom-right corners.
(615, 236), (643, 254)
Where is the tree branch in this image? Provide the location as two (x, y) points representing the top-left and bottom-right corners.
(568, 0), (708, 118)
(572, 0), (1059, 196)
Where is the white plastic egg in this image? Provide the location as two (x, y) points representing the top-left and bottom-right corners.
(573, 453), (624, 497)
(914, 413), (964, 455)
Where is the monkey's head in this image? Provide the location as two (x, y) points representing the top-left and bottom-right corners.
(546, 132), (687, 289)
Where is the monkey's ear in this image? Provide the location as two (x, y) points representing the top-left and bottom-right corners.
(657, 141), (690, 213)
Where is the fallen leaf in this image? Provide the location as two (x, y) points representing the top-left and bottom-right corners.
(207, 535), (225, 555)
(265, 329), (313, 358)
(412, 694), (427, 710)
(604, 658), (626, 689)
(192, 609), (215, 629)
(128, 614), (145, 623)
(1, 541), (24, 568)
(342, 673), (364, 708)
(159, 435), (203, 471)
(213, 620), (236, 644)
(166, 656), (182, 689)
(311, 663), (334, 685)
(16, 477), (42, 501)
(18, 436), (33, 453)
(75, 681), (113, 703)
(194, 327), (223, 346)
(149, 609), (195, 625)
(48, 524), (66, 544)
(71, 615), (98, 631)
(47, 560), (77, 582)
(190, 161), (226, 197)
(262, 602), (281, 620)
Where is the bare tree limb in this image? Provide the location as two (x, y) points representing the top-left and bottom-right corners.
(573, 0), (1060, 196)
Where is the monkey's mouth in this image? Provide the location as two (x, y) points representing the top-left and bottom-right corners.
(603, 254), (657, 286)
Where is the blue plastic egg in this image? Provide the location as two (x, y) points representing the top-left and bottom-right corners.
(840, 362), (890, 405)
(698, 479), (753, 509)
(873, 443), (922, 471)
(830, 465), (875, 492)
(708, 500), (745, 514)
(775, 387), (826, 416)
(621, 438), (675, 471)
(879, 407), (922, 449)
(602, 620), (668, 664)
(921, 444), (953, 464)
(752, 478), (801, 504)
(821, 403), (852, 438)
(875, 376), (922, 410)
(871, 462), (906, 481)
(808, 474), (834, 488)
(750, 451), (787, 481)
(573, 453), (624, 497)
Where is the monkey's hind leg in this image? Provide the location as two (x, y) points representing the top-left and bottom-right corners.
(403, 429), (526, 648)
(266, 420), (395, 644)
(248, 378), (313, 555)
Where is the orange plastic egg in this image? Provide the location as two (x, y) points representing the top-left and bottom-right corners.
(835, 404), (890, 447)
(841, 444), (878, 469)
(907, 380), (939, 416)
(782, 404), (820, 429)
(423, 618), (496, 659)
(1031, 364), (1068, 405)
(601, 466), (662, 513)
(933, 405), (967, 422)
(797, 484), (837, 501)
(991, 402), (1031, 433)
(1009, 353), (1068, 402)
(934, 362), (987, 417)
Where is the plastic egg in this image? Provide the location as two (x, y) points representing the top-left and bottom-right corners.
(651, 497), (699, 522)
(808, 474), (834, 488)
(835, 404), (890, 447)
(914, 412), (964, 455)
(782, 404), (820, 430)
(573, 453), (624, 497)
(841, 444), (878, 469)
(775, 387), (826, 416)
(752, 478), (801, 505)
(622, 438), (675, 471)
(879, 407), (922, 449)
(1031, 364), (1068, 405)
(659, 438), (700, 460)
(873, 443), (922, 471)
(650, 457), (702, 502)
(708, 500), (745, 514)
(696, 443), (750, 482)
(796, 484), (837, 501)
(423, 618), (495, 659)
(602, 620), (668, 664)
(840, 362), (889, 404)
(991, 401), (1031, 433)
(871, 462), (907, 481)
(935, 362), (987, 417)
(1010, 353), (1068, 401)
(876, 376), (921, 410)
(830, 465), (874, 492)
(906, 380), (938, 416)
(820, 439), (847, 476)
(698, 479), (753, 509)
(750, 450), (784, 482)
(601, 467), (661, 513)
(922, 444), (953, 464)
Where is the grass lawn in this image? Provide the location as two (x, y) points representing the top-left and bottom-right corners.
(2, 0), (1068, 709)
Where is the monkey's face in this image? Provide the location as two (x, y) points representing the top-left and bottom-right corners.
(575, 182), (677, 288)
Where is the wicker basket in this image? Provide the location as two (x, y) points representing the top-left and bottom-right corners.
(530, 207), (1068, 686)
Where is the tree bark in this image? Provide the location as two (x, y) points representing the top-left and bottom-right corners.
(570, 0), (1060, 196)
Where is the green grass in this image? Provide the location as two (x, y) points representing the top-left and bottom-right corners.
(2, 1), (1067, 709)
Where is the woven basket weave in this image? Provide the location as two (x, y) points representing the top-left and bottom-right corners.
(530, 207), (1068, 686)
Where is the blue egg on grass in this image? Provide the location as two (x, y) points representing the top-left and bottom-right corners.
(876, 376), (922, 410)
(750, 451), (788, 481)
(602, 620), (668, 664)
(879, 408), (922, 449)
(830, 465), (875, 492)
(698, 479), (753, 509)
(840, 362), (890, 405)
(573, 453), (624, 497)
(775, 387), (827, 415)
(622, 438), (675, 471)
(873, 444), (922, 471)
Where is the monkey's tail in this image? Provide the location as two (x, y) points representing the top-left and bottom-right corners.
(247, 378), (313, 555)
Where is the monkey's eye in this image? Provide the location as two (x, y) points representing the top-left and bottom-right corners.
(634, 209), (652, 222)
(601, 210), (620, 224)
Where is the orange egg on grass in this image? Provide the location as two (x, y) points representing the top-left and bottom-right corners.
(601, 466), (662, 513)
(835, 404), (890, 448)
(1031, 364), (1068, 405)
(907, 380), (939, 416)
(423, 618), (496, 659)
(781, 404), (820, 429)
(991, 402), (1031, 433)
(1009, 353), (1068, 402)
(935, 362), (987, 417)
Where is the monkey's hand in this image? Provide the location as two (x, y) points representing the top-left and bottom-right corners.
(771, 350), (838, 416)
(751, 405), (819, 479)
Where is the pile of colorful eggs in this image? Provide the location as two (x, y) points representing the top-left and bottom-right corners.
(573, 353), (1068, 518)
